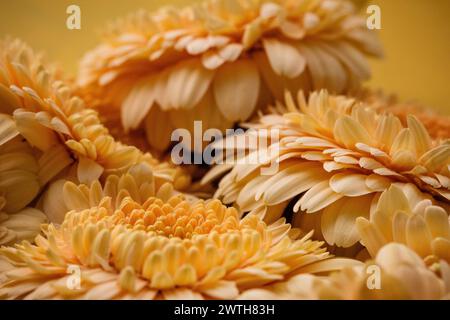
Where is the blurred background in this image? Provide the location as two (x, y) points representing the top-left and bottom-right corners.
(0, 0), (449, 114)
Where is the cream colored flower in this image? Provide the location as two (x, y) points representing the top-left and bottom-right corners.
(39, 162), (178, 224)
(239, 243), (450, 300)
(0, 164), (352, 300)
(0, 115), (48, 244)
(0, 115), (43, 213)
(357, 184), (450, 266)
(209, 90), (450, 249)
(0, 113), (48, 245)
(0, 38), (190, 201)
(357, 89), (450, 141)
(78, 0), (382, 151)
(0, 195), (46, 246)
(0, 40), (186, 185)
(381, 103), (450, 141)
(0, 38), (192, 246)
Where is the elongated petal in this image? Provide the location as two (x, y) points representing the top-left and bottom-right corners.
(330, 173), (373, 197)
(322, 195), (371, 247)
(263, 38), (306, 79)
(121, 75), (156, 131)
(0, 115), (19, 146)
(167, 59), (214, 110)
(77, 157), (105, 185)
(213, 59), (260, 122)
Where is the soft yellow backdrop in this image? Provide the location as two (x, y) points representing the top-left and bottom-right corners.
(0, 0), (449, 113)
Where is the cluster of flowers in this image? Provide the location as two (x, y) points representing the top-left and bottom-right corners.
(0, 0), (449, 300)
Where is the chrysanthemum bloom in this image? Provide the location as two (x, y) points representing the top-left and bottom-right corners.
(0, 114), (49, 243)
(357, 184), (450, 266)
(77, 0), (382, 152)
(0, 115), (43, 212)
(0, 196), (46, 246)
(0, 38), (189, 194)
(381, 103), (450, 141)
(208, 90), (450, 249)
(239, 243), (450, 300)
(357, 89), (450, 141)
(0, 166), (353, 300)
(40, 163), (178, 224)
(0, 38), (190, 244)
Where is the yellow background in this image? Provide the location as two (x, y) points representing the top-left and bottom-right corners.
(0, 0), (449, 114)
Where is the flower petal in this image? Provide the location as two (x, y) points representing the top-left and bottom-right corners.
(322, 195), (372, 247)
(121, 75), (156, 132)
(167, 59), (214, 110)
(263, 38), (306, 79)
(330, 173), (373, 197)
(213, 59), (260, 122)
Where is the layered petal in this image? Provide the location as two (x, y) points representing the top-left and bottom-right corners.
(0, 166), (340, 300)
(211, 90), (449, 249)
(77, 0), (382, 152)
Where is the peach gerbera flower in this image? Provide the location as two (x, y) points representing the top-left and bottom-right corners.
(381, 103), (450, 141)
(207, 90), (450, 249)
(2, 38), (189, 184)
(357, 184), (450, 266)
(0, 38), (192, 243)
(77, 0), (382, 152)
(0, 114), (51, 244)
(0, 196), (46, 246)
(0, 115), (47, 213)
(0, 164), (354, 300)
(239, 243), (450, 300)
(357, 89), (450, 141)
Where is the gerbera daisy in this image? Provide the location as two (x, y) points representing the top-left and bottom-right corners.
(0, 38), (193, 245)
(77, 0), (382, 152)
(239, 243), (450, 300)
(381, 103), (450, 141)
(0, 38), (189, 192)
(357, 184), (450, 266)
(39, 162), (178, 224)
(0, 164), (355, 300)
(208, 90), (450, 249)
(0, 115), (47, 213)
(0, 114), (54, 244)
(0, 196), (46, 246)
(357, 89), (450, 141)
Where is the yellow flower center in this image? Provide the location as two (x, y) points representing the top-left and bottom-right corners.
(116, 196), (240, 238)
(59, 196), (267, 290)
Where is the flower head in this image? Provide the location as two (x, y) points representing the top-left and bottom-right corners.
(210, 90), (450, 249)
(0, 115), (48, 244)
(381, 103), (450, 141)
(239, 243), (450, 300)
(0, 197), (46, 246)
(319, 243), (450, 300)
(0, 115), (43, 213)
(0, 38), (188, 183)
(357, 89), (450, 141)
(78, 0), (382, 151)
(357, 184), (450, 266)
(0, 164), (348, 300)
(0, 38), (193, 245)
